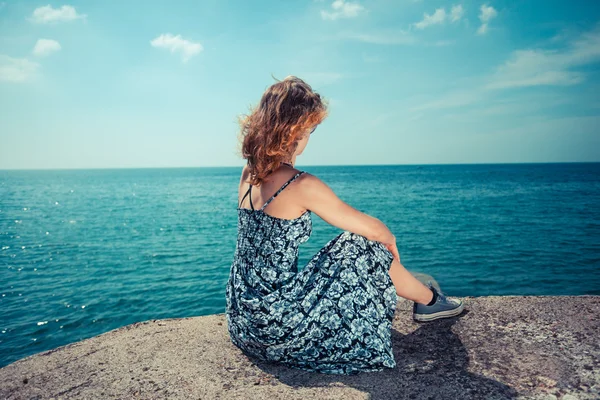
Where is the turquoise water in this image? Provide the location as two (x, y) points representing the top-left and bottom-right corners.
(1, 163), (599, 367)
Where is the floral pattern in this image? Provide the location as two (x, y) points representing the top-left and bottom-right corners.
(225, 171), (398, 375)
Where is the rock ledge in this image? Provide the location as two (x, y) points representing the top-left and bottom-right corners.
(0, 296), (598, 399)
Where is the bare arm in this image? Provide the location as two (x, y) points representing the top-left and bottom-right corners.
(296, 173), (401, 262)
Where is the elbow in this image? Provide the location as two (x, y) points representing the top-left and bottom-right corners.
(365, 217), (389, 243)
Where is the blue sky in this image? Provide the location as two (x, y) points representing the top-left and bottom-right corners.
(0, 0), (599, 169)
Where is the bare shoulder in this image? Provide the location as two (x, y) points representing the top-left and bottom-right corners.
(294, 171), (346, 214)
(297, 171), (328, 191)
(294, 172), (335, 200)
(240, 164), (251, 184)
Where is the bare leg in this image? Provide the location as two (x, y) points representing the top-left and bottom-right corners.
(388, 258), (434, 305)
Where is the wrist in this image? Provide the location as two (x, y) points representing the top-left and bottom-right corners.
(373, 224), (394, 244)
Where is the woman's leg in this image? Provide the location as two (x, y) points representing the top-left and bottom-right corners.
(388, 258), (434, 305)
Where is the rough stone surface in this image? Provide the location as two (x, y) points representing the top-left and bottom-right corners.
(0, 296), (598, 400)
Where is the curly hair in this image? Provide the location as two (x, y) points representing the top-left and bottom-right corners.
(237, 75), (329, 186)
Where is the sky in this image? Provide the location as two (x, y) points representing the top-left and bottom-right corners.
(0, 0), (599, 170)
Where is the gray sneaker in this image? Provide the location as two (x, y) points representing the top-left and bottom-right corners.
(413, 281), (465, 322)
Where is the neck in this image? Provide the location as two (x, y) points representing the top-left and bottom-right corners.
(284, 155), (297, 167)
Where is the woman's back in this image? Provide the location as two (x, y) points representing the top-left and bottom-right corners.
(233, 169), (312, 294)
(237, 164), (309, 220)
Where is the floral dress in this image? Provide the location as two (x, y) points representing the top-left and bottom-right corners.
(225, 170), (399, 375)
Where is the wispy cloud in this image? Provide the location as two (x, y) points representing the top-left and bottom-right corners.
(32, 39), (61, 57)
(432, 40), (456, 47)
(321, 0), (365, 21)
(150, 34), (203, 62)
(336, 30), (416, 45)
(413, 5), (463, 29)
(486, 25), (600, 89)
(362, 54), (383, 63)
(334, 30), (458, 47)
(414, 8), (446, 30)
(450, 5), (464, 23)
(410, 24), (600, 113)
(477, 4), (498, 35)
(410, 89), (484, 112)
(29, 5), (86, 24)
(0, 55), (39, 82)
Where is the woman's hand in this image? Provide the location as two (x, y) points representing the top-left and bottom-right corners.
(382, 235), (401, 264)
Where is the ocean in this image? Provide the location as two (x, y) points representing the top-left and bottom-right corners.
(1, 163), (599, 368)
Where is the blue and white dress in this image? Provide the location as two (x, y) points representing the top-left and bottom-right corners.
(225, 170), (398, 375)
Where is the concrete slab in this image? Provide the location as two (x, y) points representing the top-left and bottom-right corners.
(0, 296), (598, 399)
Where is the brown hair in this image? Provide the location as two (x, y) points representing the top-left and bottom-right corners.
(237, 75), (328, 185)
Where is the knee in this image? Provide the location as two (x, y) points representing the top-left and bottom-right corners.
(340, 231), (389, 254)
(340, 230), (366, 242)
(341, 230), (381, 248)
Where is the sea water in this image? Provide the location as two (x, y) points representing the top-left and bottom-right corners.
(1, 163), (599, 367)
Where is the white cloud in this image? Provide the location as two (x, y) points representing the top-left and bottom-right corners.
(32, 39), (61, 57)
(477, 4), (497, 35)
(414, 8), (446, 30)
(30, 5), (85, 24)
(150, 34), (203, 62)
(321, 0), (364, 21)
(410, 24), (600, 113)
(487, 52), (583, 88)
(486, 26), (600, 89)
(0, 55), (39, 82)
(450, 5), (464, 22)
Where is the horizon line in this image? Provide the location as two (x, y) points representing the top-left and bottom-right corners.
(1, 160), (599, 172)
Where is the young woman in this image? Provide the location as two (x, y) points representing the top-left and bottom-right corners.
(225, 76), (465, 375)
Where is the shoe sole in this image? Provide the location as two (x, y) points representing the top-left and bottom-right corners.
(413, 302), (465, 322)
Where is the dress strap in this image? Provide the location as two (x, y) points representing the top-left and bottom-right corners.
(259, 171), (305, 211)
(239, 184), (254, 210)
